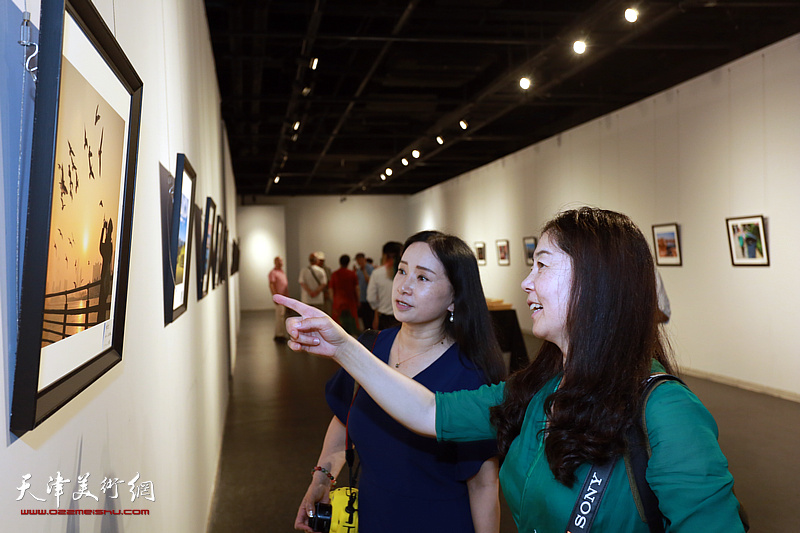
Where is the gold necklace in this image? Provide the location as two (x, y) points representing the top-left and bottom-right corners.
(394, 337), (446, 368)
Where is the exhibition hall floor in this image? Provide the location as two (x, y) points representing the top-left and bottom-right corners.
(207, 310), (800, 532)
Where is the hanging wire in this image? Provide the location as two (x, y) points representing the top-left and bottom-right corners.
(16, 5), (36, 311)
(18, 10), (38, 84)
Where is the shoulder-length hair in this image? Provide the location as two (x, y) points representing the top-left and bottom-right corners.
(403, 231), (506, 384)
(489, 207), (674, 486)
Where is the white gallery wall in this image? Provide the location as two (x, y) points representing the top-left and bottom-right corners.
(408, 34), (800, 401)
(240, 195), (409, 310)
(1, 0), (237, 531)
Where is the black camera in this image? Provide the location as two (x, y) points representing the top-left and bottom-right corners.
(309, 502), (332, 533)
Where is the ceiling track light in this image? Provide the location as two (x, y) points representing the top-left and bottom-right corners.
(385, 168), (393, 176)
(573, 40), (587, 54)
(309, 57), (318, 70)
(274, 175), (280, 184)
(436, 136), (444, 145)
(519, 77), (532, 90)
(625, 8), (639, 23)
(301, 86), (312, 96)
(401, 158), (409, 166)
(459, 120), (468, 130)
(380, 173), (386, 181)
(411, 149), (420, 158)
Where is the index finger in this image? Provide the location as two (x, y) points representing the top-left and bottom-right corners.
(273, 294), (325, 318)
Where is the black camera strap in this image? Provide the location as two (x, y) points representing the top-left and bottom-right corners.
(565, 459), (616, 533)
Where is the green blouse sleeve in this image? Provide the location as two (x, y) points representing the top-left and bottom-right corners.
(646, 381), (745, 532)
(435, 382), (506, 442)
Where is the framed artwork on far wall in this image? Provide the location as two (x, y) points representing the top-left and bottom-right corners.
(726, 215), (769, 266)
(496, 239), (510, 266)
(10, 0), (143, 435)
(163, 154), (196, 323)
(199, 197), (217, 298)
(652, 223), (682, 266)
(522, 236), (538, 266)
(475, 242), (486, 266)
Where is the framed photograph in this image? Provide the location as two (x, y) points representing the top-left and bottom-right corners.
(163, 154), (196, 323)
(726, 215), (769, 266)
(230, 239), (240, 275)
(522, 236), (538, 266)
(475, 242), (486, 266)
(212, 214), (224, 288)
(496, 239), (510, 266)
(652, 223), (682, 266)
(199, 197), (217, 298)
(11, 0), (143, 434)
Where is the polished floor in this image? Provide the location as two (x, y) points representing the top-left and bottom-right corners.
(207, 310), (800, 532)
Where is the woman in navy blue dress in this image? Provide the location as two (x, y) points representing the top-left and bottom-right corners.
(294, 231), (507, 532)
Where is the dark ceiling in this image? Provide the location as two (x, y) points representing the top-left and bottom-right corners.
(204, 0), (800, 197)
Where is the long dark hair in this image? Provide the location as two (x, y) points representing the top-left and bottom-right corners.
(403, 231), (506, 384)
(489, 207), (674, 486)
(382, 241), (403, 277)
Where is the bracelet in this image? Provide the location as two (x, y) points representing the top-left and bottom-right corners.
(312, 466), (336, 487)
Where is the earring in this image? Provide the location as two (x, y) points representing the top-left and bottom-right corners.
(449, 311), (454, 323)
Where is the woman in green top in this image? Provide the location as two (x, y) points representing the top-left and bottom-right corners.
(275, 207), (744, 532)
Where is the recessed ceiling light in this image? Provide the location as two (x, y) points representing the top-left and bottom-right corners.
(625, 8), (639, 23)
(385, 168), (393, 176)
(411, 149), (420, 158)
(573, 40), (586, 54)
(519, 77), (532, 90)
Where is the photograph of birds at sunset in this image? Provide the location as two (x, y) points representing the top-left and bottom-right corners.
(42, 56), (125, 347)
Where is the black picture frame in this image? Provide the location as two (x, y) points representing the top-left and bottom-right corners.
(726, 215), (769, 266)
(163, 154), (196, 323)
(496, 239), (510, 266)
(11, 0), (143, 435)
(475, 242), (486, 266)
(230, 239), (240, 275)
(522, 236), (538, 266)
(652, 223), (682, 266)
(199, 197), (217, 298)
(212, 215), (224, 288)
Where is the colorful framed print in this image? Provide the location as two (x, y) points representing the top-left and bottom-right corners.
(475, 242), (486, 266)
(11, 0), (143, 434)
(163, 154), (196, 323)
(496, 239), (510, 266)
(652, 223), (682, 266)
(522, 236), (538, 266)
(726, 215), (769, 266)
(199, 197), (217, 298)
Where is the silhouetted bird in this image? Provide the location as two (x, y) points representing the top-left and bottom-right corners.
(99, 200), (104, 207)
(88, 148), (95, 180)
(60, 197), (65, 210)
(58, 229), (63, 238)
(94, 105), (101, 125)
(84, 127), (88, 149)
(68, 141), (75, 157)
(98, 129), (104, 177)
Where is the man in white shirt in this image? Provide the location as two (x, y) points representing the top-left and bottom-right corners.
(299, 252), (327, 309)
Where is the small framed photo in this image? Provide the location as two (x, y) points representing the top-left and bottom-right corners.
(198, 197), (217, 298)
(163, 154), (196, 324)
(496, 239), (510, 266)
(522, 236), (538, 266)
(726, 215), (769, 266)
(475, 242), (486, 266)
(651, 223), (682, 266)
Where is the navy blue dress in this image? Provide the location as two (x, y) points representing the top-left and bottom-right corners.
(325, 327), (496, 533)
